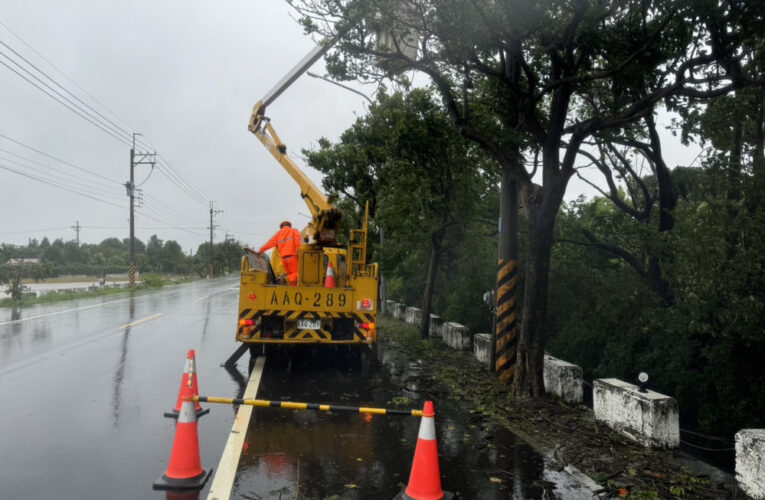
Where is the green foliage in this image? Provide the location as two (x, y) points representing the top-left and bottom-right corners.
(4, 272), (29, 302)
(304, 88), (499, 330)
(0, 234), (245, 282)
(548, 165), (765, 437)
(140, 273), (164, 288)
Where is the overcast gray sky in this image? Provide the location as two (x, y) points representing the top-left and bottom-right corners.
(0, 0), (384, 253)
(1, 1), (699, 255)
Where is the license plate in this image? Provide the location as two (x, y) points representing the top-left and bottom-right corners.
(297, 319), (321, 330)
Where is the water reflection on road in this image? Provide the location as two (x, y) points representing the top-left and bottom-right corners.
(232, 343), (569, 499)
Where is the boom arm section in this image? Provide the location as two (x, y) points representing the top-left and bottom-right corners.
(249, 112), (340, 244)
(248, 31), (346, 246)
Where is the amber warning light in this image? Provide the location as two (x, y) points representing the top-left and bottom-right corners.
(238, 319), (256, 326)
(359, 322), (376, 340)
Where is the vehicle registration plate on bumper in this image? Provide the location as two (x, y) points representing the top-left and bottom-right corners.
(297, 319), (321, 330)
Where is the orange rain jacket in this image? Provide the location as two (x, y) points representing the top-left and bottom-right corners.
(259, 226), (301, 257)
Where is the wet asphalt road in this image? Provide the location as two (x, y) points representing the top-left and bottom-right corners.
(0, 278), (586, 500)
(0, 277), (244, 500)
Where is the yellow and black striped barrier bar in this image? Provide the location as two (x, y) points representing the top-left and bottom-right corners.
(188, 396), (424, 417)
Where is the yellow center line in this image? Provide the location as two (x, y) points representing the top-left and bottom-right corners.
(120, 313), (163, 329)
(194, 295), (211, 303)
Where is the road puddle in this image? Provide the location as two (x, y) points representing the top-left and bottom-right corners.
(232, 342), (595, 499)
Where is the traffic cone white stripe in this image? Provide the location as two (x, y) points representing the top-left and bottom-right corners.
(417, 416), (436, 441)
(178, 400), (196, 424)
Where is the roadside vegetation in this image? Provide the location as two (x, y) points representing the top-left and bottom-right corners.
(0, 273), (195, 308)
(0, 233), (243, 283)
(378, 318), (741, 498)
(0, 233), (241, 307)
(294, 1), (765, 448)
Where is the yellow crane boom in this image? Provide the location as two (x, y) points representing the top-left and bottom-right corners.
(247, 32), (345, 245)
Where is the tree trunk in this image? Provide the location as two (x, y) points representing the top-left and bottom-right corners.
(755, 86), (765, 177)
(726, 99), (745, 256)
(512, 186), (559, 398)
(420, 232), (443, 339)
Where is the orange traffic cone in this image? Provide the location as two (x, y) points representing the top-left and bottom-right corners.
(154, 370), (212, 491)
(395, 401), (453, 500)
(324, 261), (336, 288)
(165, 350), (209, 419)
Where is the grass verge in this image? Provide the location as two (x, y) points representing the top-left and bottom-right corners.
(0, 275), (198, 308)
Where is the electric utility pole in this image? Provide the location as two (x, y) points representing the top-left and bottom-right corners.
(71, 220), (81, 247)
(125, 133), (156, 286)
(492, 170), (520, 383)
(207, 201), (223, 278)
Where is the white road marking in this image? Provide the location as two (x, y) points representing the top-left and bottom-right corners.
(0, 297), (132, 327)
(207, 356), (266, 500)
(120, 313), (163, 329)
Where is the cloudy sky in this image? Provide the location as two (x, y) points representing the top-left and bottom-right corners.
(0, 1), (699, 255)
(0, 0), (384, 253)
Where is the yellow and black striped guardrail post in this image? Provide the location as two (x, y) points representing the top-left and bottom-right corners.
(495, 259), (519, 383)
(188, 396), (424, 417)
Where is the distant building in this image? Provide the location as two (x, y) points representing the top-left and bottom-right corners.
(8, 258), (41, 266)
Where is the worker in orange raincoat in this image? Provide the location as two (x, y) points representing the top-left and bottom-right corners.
(259, 221), (301, 285)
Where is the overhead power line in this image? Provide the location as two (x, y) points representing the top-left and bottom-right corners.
(142, 193), (203, 226)
(156, 155), (208, 205)
(0, 55), (132, 147)
(140, 200), (205, 231)
(0, 149), (122, 194)
(0, 40), (134, 141)
(0, 19), (138, 135)
(0, 134), (121, 185)
(135, 208), (208, 238)
(0, 25), (209, 207)
(0, 161), (123, 209)
(0, 155), (123, 202)
(87, 225), (207, 230)
(0, 226), (70, 235)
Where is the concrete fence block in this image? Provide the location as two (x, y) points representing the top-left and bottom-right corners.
(473, 333), (491, 368)
(543, 355), (583, 404)
(391, 302), (406, 320)
(385, 300), (396, 317)
(442, 322), (471, 350)
(429, 314), (443, 338)
(593, 378), (680, 449)
(405, 307), (422, 326)
(736, 429), (765, 499)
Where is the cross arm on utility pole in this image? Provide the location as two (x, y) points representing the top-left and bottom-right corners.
(208, 201), (224, 278)
(127, 132), (157, 286)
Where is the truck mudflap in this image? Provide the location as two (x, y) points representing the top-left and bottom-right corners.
(237, 309), (375, 344)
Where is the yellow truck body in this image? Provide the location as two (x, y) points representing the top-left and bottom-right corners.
(236, 223), (379, 346)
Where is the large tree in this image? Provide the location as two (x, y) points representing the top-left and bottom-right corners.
(305, 88), (496, 337)
(288, 0), (762, 397)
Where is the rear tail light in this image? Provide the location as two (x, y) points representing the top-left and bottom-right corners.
(238, 318), (256, 326)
